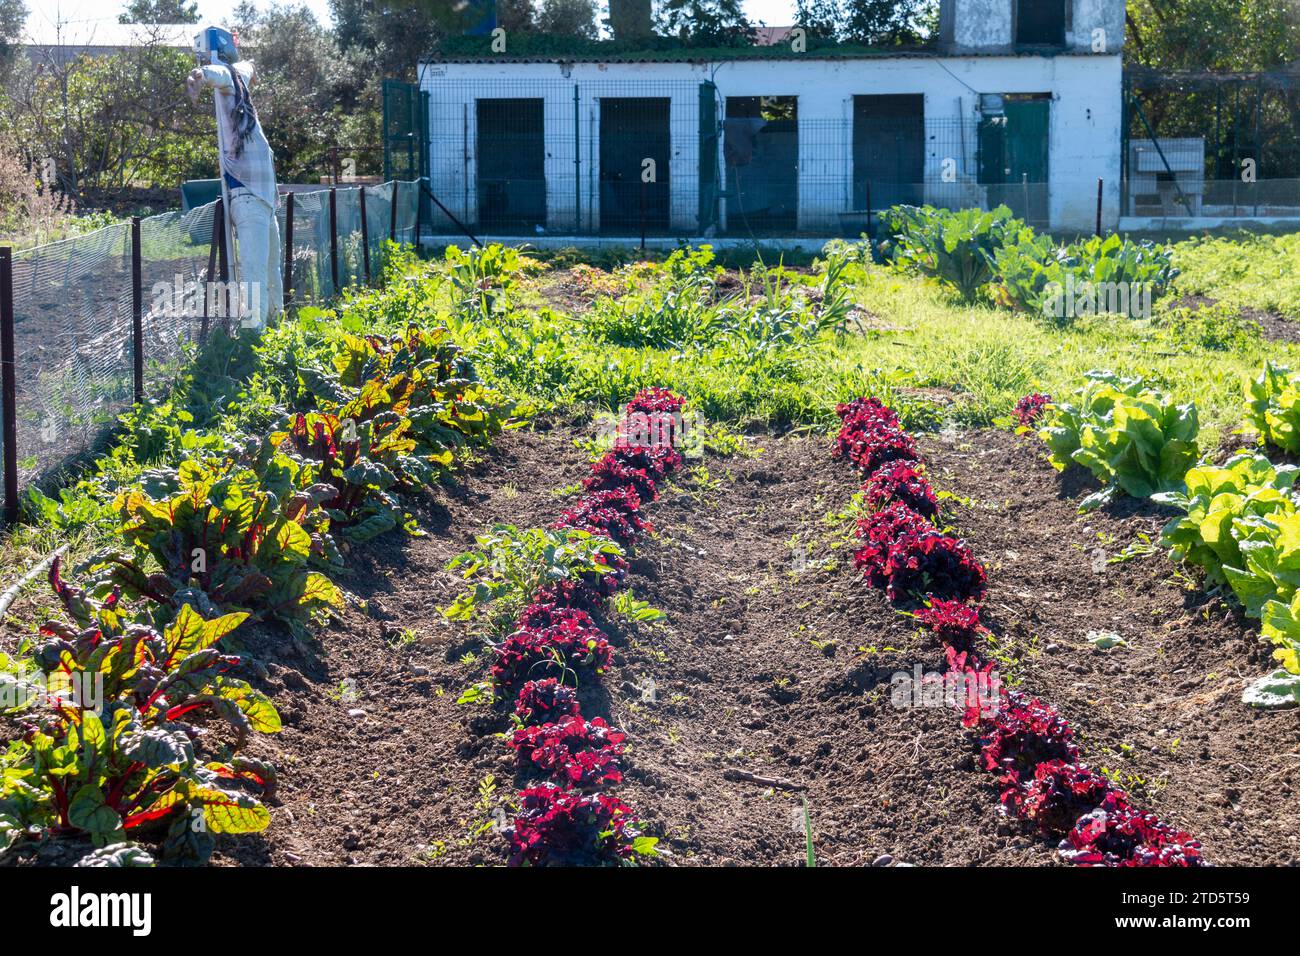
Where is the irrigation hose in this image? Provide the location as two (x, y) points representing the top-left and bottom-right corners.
(0, 544), (69, 619)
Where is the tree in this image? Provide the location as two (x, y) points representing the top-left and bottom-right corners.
(118, 0), (200, 24)
(794, 0), (936, 45)
(655, 0), (753, 46)
(607, 0), (653, 40)
(0, 0), (25, 75)
(535, 0), (598, 37)
(1126, 0), (1300, 71)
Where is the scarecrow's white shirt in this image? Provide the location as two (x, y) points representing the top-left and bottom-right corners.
(199, 61), (279, 210)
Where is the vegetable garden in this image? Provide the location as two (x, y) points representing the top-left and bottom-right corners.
(1, 210), (1298, 869)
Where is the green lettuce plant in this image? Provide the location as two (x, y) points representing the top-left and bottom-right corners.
(1039, 371), (1199, 509)
(1245, 361), (1300, 453)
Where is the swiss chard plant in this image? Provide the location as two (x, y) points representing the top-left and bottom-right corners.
(0, 567), (277, 862)
(270, 410), (430, 542)
(91, 455), (344, 632)
(1038, 371), (1199, 509)
(881, 204), (1020, 302)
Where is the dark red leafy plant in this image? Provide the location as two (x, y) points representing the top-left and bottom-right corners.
(877, 529), (987, 604)
(916, 598), (984, 654)
(865, 461), (939, 519)
(554, 487), (651, 548)
(963, 691), (1078, 780)
(490, 617), (613, 688)
(1005, 759), (1113, 832)
(509, 714), (626, 788)
(1060, 793), (1206, 867)
(514, 678), (582, 726)
(1013, 392), (1052, 427)
(506, 784), (643, 867)
(853, 502), (933, 587)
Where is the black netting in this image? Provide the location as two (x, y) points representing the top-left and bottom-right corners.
(1, 180), (419, 512)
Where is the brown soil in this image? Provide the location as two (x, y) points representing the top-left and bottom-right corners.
(4, 420), (1296, 868)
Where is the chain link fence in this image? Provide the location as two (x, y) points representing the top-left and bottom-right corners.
(0, 180), (420, 521)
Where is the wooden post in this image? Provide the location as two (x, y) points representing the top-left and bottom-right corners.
(329, 187), (339, 293)
(359, 185), (372, 285)
(215, 198), (230, 333)
(131, 217), (143, 404)
(283, 191), (295, 311)
(0, 247), (17, 525)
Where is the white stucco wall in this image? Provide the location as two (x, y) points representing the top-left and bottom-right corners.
(419, 52), (1123, 235)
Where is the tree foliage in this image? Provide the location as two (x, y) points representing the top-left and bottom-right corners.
(794, 0), (937, 45)
(1125, 0), (1300, 71)
(655, 0), (753, 46)
(118, 0), (200, 24)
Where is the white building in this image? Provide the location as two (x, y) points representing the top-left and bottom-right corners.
(418, 0), (1125, 236)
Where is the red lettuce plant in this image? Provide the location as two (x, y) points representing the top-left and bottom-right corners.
(490, 617), (613, 688)
(853, 502), (933, 587)
(964, 692), (1078, 779)
(509, 714), (626, 788)
(506, 784), (645, 867)
(1005, 759), (1113, 832)
(626, 387), (686, 416)
(554, 487), (651, 548)
(916, 598), (984, 653)
(865, 462), (939, 519)
(1013, 392), (1052, 427)
(879, 530), (987, 604)
(1061, 793), (1206, 867)
(514, 678), (581, 726)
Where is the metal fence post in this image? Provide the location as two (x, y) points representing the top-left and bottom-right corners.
(131, 217), (143, 404)
(1095, 179), (1104, 237)
(0, 247), (17, 525)
(329, 186), (339, 292)
(283, 191), (295, 311)
(390, 181), (399, 243)
(359, 185), (372, 285)
(573, 85), (581, 233)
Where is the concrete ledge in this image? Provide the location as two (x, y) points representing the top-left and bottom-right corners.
(419, 233), (839, 253)
(1119, 215), (1300, 232)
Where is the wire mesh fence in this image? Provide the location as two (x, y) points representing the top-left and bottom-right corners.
(0, 180), (420, 521)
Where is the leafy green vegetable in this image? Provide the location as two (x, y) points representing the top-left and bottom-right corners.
(881, 204), (1019, 302)
(1245, 361), (1300, 453)
(1039, 371), (1199, 508)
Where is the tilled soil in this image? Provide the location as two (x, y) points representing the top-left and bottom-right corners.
(4, 420), (1296, 867)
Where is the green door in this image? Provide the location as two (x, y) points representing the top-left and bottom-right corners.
(979, 97), (1050, 226)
